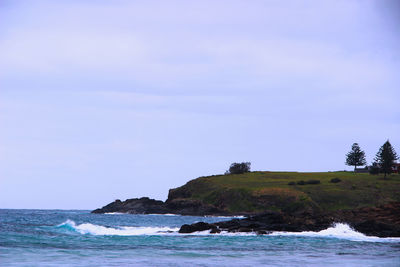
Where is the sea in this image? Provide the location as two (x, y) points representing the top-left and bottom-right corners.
(1, 209), (399, 267)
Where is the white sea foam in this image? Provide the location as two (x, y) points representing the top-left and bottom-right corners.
(57, 220), (400, 242)
(187, 230), (256, 237)
(58, 220), (179, 236)
(205, 215), (246, 219)
(270, 223), (400, 242)
(147, 213), (179, 216)
(104, 213), (179, 216)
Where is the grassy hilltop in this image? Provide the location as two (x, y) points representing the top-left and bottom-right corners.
(167, 172), (400, 214)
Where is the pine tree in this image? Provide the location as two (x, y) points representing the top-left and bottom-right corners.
(374, 140), (398, 178)
(345, 143), (367, 172)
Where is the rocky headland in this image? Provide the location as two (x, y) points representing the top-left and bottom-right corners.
(92, 171), (400, 237)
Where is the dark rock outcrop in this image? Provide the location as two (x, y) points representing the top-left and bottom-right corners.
(179, 222), (218, 233)
(177, 202), (400, 237)
(92, 194), (400, 237)
(334, 202), (400, 237)
(178, 210), (333, 234)
(91, 197), (226, 215)
(166, 198), (226, 216)
(91, 197), (170, 214)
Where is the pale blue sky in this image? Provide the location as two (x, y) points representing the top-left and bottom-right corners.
(0, 0), (399, 209)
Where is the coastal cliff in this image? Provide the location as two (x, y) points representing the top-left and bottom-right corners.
(92, 171), (400, 236)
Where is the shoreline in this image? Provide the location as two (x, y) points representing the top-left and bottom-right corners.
(59, 217), (400, 241)
(91, 171), (400, 237)
(92, 199), (400, 237)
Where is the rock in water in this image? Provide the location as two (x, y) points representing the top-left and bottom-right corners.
(91, 197), (170, 214)
(92, 197), (226, 215)
(177, 202), (400, 237)
(178, 210), (334, 235)
(179, 222), (216, 233)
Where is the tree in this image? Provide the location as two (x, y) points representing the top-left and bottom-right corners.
(345, 143), (367, 172)
(226, 162), (251, 174)
(374, 140), (398, 178)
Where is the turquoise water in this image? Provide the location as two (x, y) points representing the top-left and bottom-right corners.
(1, 210), (399, 266)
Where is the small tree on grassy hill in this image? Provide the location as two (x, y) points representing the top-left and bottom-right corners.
(345, 143), (367, 172)
(374, 140), (398, 178)
(226, 162), (251, 174)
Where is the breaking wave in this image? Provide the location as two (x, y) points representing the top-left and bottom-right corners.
(57, 220), (178, 236)
(270, 223), (400, 242)
(57, 220), (400, 242)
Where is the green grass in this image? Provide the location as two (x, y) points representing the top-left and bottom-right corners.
(168, 171), (400, 213)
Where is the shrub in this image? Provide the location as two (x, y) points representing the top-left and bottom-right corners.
(369, 165), (380, 175)
(306, 179), (320, 185)
(297, 180), (320, 185)
(226, 162), (251, 174)
(330, 178), (341, 183)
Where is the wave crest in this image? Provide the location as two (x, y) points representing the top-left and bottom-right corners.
(57, 220), (179, 236)
(57, 220), (400, 242)
(270, 223), (400, 242)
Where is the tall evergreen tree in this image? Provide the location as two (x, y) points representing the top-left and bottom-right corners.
(345, 143), (367, 172)
(374, 140), (398, 178)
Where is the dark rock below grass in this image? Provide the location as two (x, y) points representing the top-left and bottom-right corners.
(178, 210), (333, 234)
(335, 202), (400, 237)
(178, 202), (400, 237)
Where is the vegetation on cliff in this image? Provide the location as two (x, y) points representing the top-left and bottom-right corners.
(167, 171), (400, 214)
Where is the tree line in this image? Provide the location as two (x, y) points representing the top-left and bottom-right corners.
(346, 140), (398, 178)
(224, 140), (398, 177)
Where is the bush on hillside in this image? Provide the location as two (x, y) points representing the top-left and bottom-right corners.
(306, 179), (320, 184)
(226, 162), (251, 174)
(369, 164), (380, 175)
(297, 180), (320, 185)
(330, 178), (341, 183)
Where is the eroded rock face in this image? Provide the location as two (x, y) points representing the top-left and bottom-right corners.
(177, 202), (400, 237)
(335, 202), (400, 237)
(165, 198), (226, 216)
(179, 222), (217, 233)
(91, 197), (170, 214)
(178, 210), (333, 234)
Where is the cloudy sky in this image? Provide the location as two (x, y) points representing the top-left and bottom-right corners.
(1, 0), (399, 209)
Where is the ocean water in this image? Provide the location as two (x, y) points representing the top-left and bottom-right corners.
(1, 210), (399, 266)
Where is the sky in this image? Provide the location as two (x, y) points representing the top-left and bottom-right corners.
(0, 0), (399, 209)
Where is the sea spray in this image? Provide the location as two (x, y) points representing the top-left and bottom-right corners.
(270, 223), (400, 242)
(57, 220), (400, 242)
(58, 220), (179, 236)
